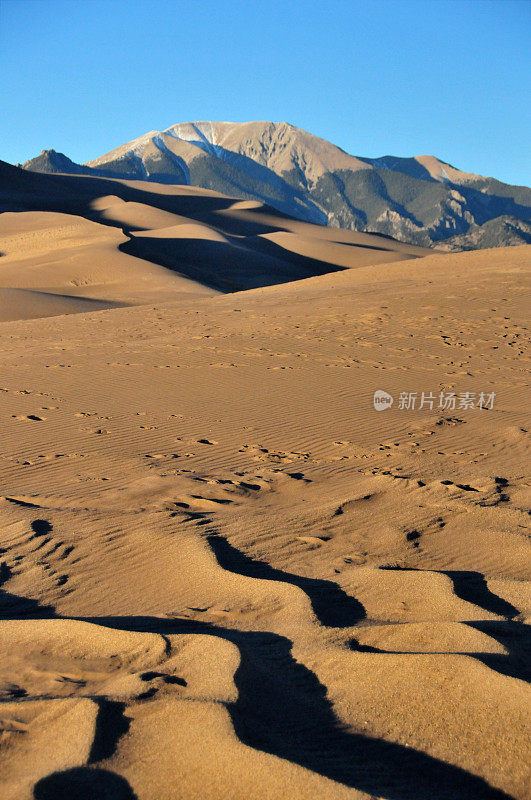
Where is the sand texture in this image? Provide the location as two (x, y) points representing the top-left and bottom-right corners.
(0, 163), (529, 800)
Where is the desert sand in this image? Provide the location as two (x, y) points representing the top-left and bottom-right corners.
(0, 164), (529, 800)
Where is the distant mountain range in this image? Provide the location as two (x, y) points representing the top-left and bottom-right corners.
(21, 121), (531, 250)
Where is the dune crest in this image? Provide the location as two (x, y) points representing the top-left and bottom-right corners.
(0, 160), (428, 318)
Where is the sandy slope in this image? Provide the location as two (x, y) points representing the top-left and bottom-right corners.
(0, 168), (529, 800)
(0, 160), (428, 319)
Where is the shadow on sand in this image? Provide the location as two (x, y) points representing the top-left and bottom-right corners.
(206, 532), (366, 627)
(0, 571), (514, 800)
(33, 767), (137, 800)
(77, 614), (510, 800)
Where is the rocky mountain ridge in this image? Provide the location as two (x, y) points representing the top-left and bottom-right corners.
(21, 121), (531, 250)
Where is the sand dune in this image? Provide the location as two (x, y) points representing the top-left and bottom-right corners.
(0, 288), (126, 322)
(0, 160), (429, 317)
(0, 208), (215, 310)
(0, 160), (529, 800)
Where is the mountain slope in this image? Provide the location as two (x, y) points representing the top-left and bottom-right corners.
(22, 121), (531, 249)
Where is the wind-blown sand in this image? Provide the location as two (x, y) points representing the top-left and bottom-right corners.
(0, 164), (529, 800)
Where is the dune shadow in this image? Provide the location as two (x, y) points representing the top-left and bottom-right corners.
(443, 570), (519, 619)
(0, 164), (349, 293)
(0, 588), (56, 619)
(80, 614), (510, 800)
(119, 234), (343, 293)
(0, 560), (56, 619)
(33, 767), (137, 800)
(0, 581), (510, 797)
(206, 533), (366, 627)
(466, 620), (530, 682)
(228, 629), (511, 799)
(89, 699), (132, 763)
(348, 631), (530, 683)
(375, 566), (526, 681)
(242, 230), (384, 264)
(379, 565), (519, 619)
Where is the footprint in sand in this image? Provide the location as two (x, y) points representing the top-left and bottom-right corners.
(239, 444), (310, 463)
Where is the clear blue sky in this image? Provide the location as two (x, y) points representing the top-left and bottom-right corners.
(1, 0), (530, 185)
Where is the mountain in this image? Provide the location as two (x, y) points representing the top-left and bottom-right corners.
(21, 121), (531, 250)
(436, 215), (531, 251)
(17, 149), (97, 176)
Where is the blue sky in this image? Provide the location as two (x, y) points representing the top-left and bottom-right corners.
(1, 0), (530, 185)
